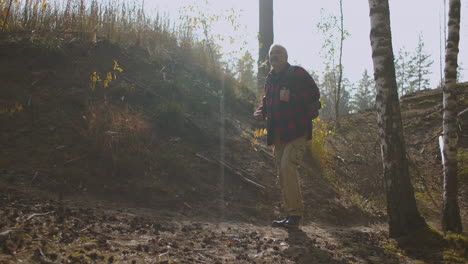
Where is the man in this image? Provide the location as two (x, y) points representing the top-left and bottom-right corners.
(253, 44), (320, 228)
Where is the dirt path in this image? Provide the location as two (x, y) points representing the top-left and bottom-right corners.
(0, 186), (416, 264)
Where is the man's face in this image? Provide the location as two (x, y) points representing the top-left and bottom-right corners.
(269, 46), (287, 69)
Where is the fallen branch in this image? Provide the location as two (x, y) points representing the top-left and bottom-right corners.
(31, 171), (39, 183)
(257, 147), (274, 159)
(64, 155), (85, 165)
(195, 153), (266, 190)
(0, 229), (14, 237)
(458, 107), (468, 117)
(24, 211), (54, 222)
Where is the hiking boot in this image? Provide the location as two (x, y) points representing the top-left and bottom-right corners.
(272, 216), (289, 227)
(284, 216), (301, 228)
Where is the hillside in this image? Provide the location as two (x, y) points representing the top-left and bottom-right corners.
(1, 34), (467, 263)
(329, 84), (468, 228)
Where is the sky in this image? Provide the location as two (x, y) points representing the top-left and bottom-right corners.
(145, 0), (468, 88)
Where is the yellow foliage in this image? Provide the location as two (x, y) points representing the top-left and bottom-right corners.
(103, 72), (113, 88)
(89, 72), (101, 90)
(14, 103), (23, 112)
(253, 128), (267, 138)
(113, 60), (124, 72)
(307, 118), (334, 166)
(90, 60), (122, 90)
(250, 128), (268, 150)
(0, 103), (24, 115)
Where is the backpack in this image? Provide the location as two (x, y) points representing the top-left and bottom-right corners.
(285, 66), (321, 120)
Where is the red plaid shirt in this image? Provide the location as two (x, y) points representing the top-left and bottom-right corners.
(256, 64), (320, 145)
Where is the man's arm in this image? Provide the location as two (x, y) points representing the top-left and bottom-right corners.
(254, 80), (269, 120)
(253, 95), (266, 120)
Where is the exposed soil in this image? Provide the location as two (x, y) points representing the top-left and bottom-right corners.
(0, 185), (414, 264)
(1, 35), (467, 263)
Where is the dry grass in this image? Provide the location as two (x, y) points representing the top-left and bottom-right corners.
(84, 103), (151, 155)
(0, 0), (195, 58)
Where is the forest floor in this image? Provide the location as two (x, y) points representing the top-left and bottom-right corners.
(0, 183), (436, 264)
(1, 36), (467, 263)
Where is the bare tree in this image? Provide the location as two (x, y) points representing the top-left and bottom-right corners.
(439, 11), (444, 88)
(258, 0), (273, 92)
(335, 0), (345, 125)
(367, 0), (427, 238)
(441, 0), (463, 234)
(316, 3), (349, 124)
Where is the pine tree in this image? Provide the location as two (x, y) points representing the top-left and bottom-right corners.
(319, 67), (350, 117)
(318, 70), (336, 118)
(338, 80), (352, 115)
(394, 47), (413, 96)
(236, 51), (256, 89)
(353, 69), (376, 111)
(410, 33), (434, 91)
(457, 63), (464, 82)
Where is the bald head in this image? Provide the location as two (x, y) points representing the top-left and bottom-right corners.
(269, 44), (288, 58)
(269, 44), (288, 71)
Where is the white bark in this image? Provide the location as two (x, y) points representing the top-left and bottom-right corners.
(368, 0), (426, 238)
(441, 0), (462, 234)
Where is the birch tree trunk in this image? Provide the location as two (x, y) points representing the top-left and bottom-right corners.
(258, 0), (274, 93)
(442, 0), (462, 234)
(367, 0), (427, 238)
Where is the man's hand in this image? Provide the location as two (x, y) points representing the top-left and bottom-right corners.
(280, 89), (290, 102)
(253, 109), (263, 121)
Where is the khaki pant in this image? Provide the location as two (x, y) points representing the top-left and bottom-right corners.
(273, 135), (306, 217)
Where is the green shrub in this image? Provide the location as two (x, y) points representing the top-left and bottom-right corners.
(307, 117), (334, 167)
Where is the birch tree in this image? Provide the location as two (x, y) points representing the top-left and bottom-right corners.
(258, 0), (273, 92)
(367, 0), (427, 238)
(316, 1), (348, 125)
(441, 0), (463, 234)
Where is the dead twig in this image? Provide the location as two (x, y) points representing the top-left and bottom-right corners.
(0, 229), (15, 237)
(24, 211), (54, 222)
(195, 153), (267, 190)
(458, 107), (468, 117)
(64, 155), (85, 165)
(31, 171), (39, 183)
(257, 147), (274, 159)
